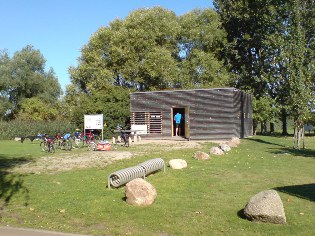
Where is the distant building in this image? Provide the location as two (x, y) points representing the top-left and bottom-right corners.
(130, 88), (253, 140)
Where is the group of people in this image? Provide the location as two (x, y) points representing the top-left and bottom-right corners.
(37, 129), (95, 142)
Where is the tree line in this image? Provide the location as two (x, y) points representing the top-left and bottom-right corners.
(1, 1), (315, 146)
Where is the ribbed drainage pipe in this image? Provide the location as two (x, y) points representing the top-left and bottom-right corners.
(138, 158), (165, 175)
(108, 166), (145, 188)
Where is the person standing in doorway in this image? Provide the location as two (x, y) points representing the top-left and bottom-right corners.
(174, 112), (182, 136)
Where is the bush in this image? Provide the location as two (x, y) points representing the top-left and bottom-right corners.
(0, 120), (77, 140)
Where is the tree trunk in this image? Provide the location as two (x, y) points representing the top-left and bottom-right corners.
(261, 121), (267, 134)
(281, 109), (288, 135)
(293, 125), (305, 150)
(270, 122), (275, 133)
(253, 119), (258, 135)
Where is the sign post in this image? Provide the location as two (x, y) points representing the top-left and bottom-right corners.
(84, 114), (104, 140)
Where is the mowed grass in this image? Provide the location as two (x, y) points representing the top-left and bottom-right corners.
(0, 136), (314, 236)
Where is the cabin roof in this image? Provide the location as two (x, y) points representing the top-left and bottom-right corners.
(130, 87), (239, 95)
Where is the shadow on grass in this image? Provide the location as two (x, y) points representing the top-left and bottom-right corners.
(269, 147), (315, 158)
(274, 183), (315, 202)
(0, 155), (31, 209)
(246, 137), (286, 147)
(237, 209), (247, 220)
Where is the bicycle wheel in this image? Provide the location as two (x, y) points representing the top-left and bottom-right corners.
(54, 139), (61, 149)
(125, 135), (130, 147)
(40, 141), (48, 152)
(73, 138), (84, 148)
(48, 144), (55, 153)
(64, 141), (72, 151)
(88, 141), (96, 151)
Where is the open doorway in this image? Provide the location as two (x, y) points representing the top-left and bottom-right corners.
(172, 107), (185, 137)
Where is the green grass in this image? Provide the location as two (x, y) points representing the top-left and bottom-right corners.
(0, 136), (315, 236)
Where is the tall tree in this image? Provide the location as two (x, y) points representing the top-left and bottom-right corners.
(214, 0), (315, 137)
(70, 7), (181, 92)
(178, 9), (229, 88)
(0, 45), (62, 120)
(285, 0), (313, 148)
(68, 7), (229, 128)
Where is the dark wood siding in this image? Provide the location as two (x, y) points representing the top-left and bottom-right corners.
(130, 88), (253, 140)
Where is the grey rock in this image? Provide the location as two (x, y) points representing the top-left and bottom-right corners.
(193, 151), (211, 160)
(209, 147), (224, 155)
(219, 143), (231, 152)
(244, 190), (286, 224)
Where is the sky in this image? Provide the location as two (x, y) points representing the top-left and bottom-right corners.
(0, 0), (213, 91)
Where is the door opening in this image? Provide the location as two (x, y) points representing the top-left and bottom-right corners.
(172, 107), (185, 137)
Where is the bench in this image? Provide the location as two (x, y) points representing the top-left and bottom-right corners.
(107, 158), (165, 188)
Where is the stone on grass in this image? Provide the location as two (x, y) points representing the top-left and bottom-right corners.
(219, 143), (231, 152)
(244, 190), (286, 224)
(227, 137), (241, 147)
(193, 151), (211, 160)
(209, 147), (224, 156)
(169, 159), (187, 169)
(125, 178), (157, 206)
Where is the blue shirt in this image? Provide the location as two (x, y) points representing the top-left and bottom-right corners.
(174, 113), (182, 124)
(63, 133), (71, 140)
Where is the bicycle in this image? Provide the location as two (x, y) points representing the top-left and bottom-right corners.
(117, 125), (130, 147)
(60, 137), (72, 151)
(40, 135), (55, 153)
(54, 133), (62, 149)
(72, 132), (84, 149)
(84, 132), (97, 151)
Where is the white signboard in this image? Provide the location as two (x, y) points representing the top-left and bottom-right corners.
(131, 124), (148, 134)
(84, 114), (103, 129)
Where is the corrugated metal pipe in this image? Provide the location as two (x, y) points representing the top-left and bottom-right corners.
(108, 158), (165, 189)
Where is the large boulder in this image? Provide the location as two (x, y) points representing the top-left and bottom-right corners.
(125, 178), (157, 206)
(209, 147), (224, 156)
(193, 151), (211, 160)
(169, 159), (187, 169)
(244, 190), (286, 224)
(219, 143), (231, 152)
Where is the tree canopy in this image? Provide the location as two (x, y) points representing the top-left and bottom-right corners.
(67, 7), (228, 130)
(0, 45), (62, 120)
(214, 0), (315, 140)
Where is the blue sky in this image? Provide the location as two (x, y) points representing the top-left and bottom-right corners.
(0, 0), (213, 91)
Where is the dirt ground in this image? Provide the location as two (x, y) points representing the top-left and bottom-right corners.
(11, 139), (217, 174)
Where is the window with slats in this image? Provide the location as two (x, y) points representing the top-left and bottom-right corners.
(131, 112), (162, 134)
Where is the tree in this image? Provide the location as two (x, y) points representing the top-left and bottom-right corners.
(284, 0), (313, 149)
(69, 7), (181, 92)
(178, 9), (229, 88)
(68, 7), (229, 129)
(64, 85), (130, 137)
(214, 0), (315, 139)
(16, 97), (60, 121)
(0, 45), (62, 120)
(252, 97), (279, 134)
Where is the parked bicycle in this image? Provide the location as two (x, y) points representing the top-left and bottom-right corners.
(117, 125), (129, 147)
(84, 131), (97, 151)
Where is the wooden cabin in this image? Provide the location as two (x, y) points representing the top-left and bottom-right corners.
(130, 88), (253, 140)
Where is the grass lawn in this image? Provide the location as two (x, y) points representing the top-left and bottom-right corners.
(0, 135), (314, 235)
